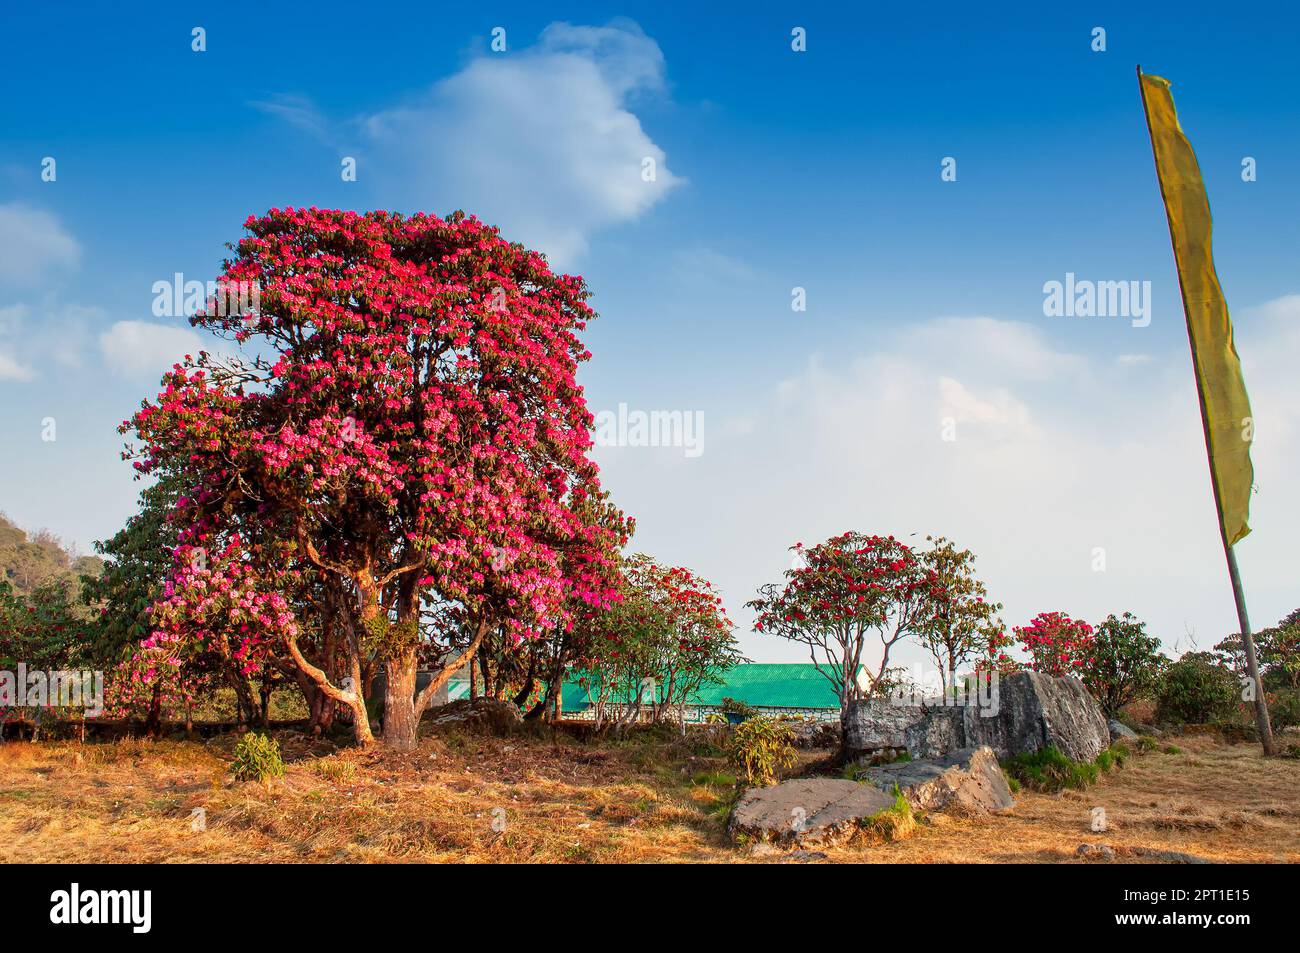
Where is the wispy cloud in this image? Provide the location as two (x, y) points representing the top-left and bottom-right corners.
(0, 204), (80, 287)
(99, 320), (204, 381)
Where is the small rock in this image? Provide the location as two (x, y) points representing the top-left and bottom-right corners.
(1108, 719), (1138, 741)
(784, 850), (828, 863)
(1076, 842), (1116, 860)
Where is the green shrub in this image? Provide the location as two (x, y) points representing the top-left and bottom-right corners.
(726, 715), (797, 787)
(1001, 745), (1102, 793)
(229, 732), (285, 785)
(1135, 735), (1159, 753)
(1154, 652), (1239, 725)
(1083, 612), (1168, 716)
(1267, 688), (1300, 731)
(865, 784), (917, 839)
(718, 696), (759, 720)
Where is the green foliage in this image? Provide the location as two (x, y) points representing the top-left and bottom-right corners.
(1136, 735), (1160, 753)
(1084, 612), (1168, 716)
(1095, 743), (1126, 772)
(0, 512), (102, 599)
(718, 696), (758, 719)
(1215, 609), (1300, 692)
(80, 473), (183, 669)
(691, 769), (736, 788)
(1155, 652), (1239, 725)
(229, 732), (285, 784)
(1001, 745), (1101, 793)
(1266, 687), (1300, 730)
(864, 783), (917, 839)
(0, 578), (91, 672)
(726, 715), (797, 787)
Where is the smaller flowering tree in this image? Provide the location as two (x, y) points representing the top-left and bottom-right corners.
(1013, 611), (1094, 678)
(1083, 612), (1167, 716)
(749, 532), (933, 719)
(914, 535), (1004, 688)
(578, 555), (739, 730)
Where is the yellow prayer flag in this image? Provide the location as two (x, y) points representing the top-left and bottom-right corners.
(1139, 72), (1254, 545)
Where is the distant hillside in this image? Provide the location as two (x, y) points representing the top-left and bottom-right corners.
(0, 512), (102, 597)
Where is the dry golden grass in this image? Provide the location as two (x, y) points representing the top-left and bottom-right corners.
(1, 727), (1296, 863)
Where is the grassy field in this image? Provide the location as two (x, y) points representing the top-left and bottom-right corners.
(1, 726), (1296, 864)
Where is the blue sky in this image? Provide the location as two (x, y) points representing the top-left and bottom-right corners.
(2, 2), (1298, 667)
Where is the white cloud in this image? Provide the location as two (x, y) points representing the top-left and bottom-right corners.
(99, 320), (204, 380)
(0, 301), (97, 381)
(0, 350), (34, 382)
(595, 306), (1300, 664)
(0, 204), (80, 286)
(356, 20), (681, 266)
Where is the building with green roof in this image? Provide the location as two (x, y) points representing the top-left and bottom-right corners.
(560, 663), (852, 723)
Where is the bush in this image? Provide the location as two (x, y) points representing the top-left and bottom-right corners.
(718, 696), (759, 720)
(726, 715), (797, 787)
(1083, 612), (1167, 716)
(1154, 652), (1239, 725)
(229, 732), (285, 785)
(1001, 745), (1100, 793)
(1266, 688), (1300, 731)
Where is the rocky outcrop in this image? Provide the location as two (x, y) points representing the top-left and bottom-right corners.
(895, 672), (1109, 763)
(842, 700), (926, 754)
(728, 778), (897, 848)
(860, 746), (1014, 814)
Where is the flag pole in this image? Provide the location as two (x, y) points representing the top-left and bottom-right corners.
(1137, 65), (1275, 755)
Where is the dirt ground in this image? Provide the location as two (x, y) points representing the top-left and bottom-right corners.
(1, 727), (1296, 863)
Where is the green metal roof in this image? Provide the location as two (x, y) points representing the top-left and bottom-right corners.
(560, 663), (846, 712)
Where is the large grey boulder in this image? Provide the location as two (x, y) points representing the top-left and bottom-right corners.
(860, 746), (1014, 814)
(975, 672), (1108, 761)
(904, 672), (1109, 763)
(842, 700), (926, 754)
(728, 778), (896, 848)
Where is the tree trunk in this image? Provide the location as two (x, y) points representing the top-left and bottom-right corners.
(144, 684), (163, 738)
(382, 645), (421, 751)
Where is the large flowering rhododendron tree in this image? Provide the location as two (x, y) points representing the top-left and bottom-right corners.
(749, 532), (936, 718)
(128, 208), (628, 748)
